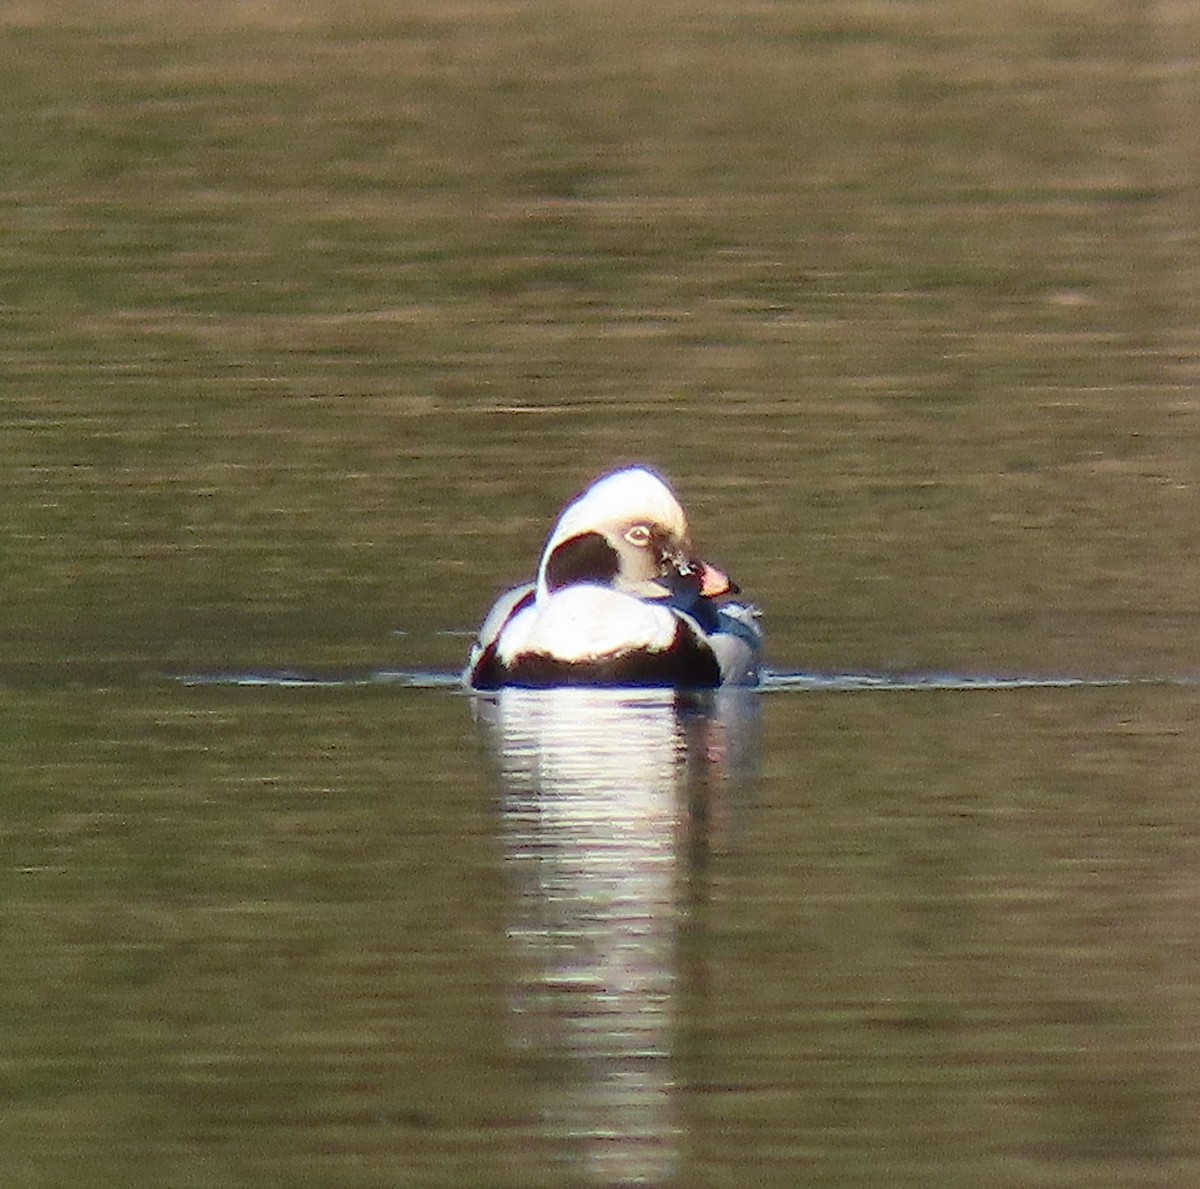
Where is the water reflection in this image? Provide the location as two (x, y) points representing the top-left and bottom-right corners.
(474, 688), (759, 1186)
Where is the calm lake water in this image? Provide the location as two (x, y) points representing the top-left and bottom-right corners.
(5, 2), (1200, 1186)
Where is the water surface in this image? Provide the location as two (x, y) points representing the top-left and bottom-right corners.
(5, 680), (1200, 1188)
(5, 2), (1200, 1186)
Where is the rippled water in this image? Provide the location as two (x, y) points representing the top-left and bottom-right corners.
(7, 679), (1200, 1187)
(6, 2), (1200, 1186)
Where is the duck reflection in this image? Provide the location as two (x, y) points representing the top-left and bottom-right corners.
(474, 687), (759, 1186)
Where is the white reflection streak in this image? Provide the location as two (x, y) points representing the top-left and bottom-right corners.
(478, 689), (753, 1186)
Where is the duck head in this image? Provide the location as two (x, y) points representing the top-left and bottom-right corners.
(535, 467), (734, 603)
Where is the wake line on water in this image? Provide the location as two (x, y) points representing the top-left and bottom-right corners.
(172, 669), (1200, 692)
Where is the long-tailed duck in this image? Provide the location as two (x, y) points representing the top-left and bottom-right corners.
(465, 467), (762, 689)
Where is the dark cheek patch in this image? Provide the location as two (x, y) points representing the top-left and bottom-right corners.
(544, 531), (621, 592)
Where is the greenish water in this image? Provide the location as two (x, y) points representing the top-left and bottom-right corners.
(4, 2), (1200, 1185)
(5, 683), (1200, 1187)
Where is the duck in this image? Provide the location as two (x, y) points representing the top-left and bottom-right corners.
(465, 466), (762, 689)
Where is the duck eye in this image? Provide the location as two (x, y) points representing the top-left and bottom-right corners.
(624, 524), (653, 548)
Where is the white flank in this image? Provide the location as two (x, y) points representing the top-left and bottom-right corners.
(497, 585), (680, 665)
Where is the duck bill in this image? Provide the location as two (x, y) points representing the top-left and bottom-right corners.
(698, 560), (736, 598)
(662, 542), (739, 597)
